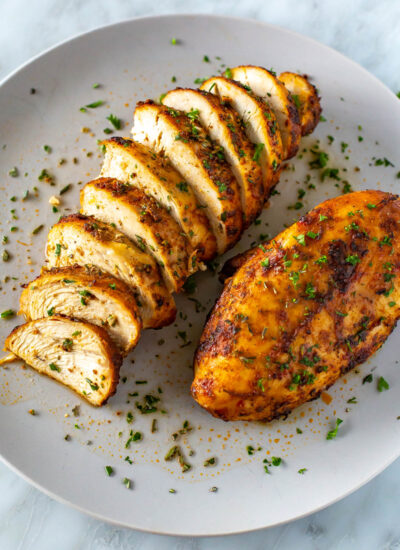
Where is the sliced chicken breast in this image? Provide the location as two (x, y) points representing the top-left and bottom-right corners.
(279, 72), (322, 136)
(132, 100), (243, 255)
(163, 88), (264, 228)
(100, 137), (217, 261)
(200, 76), (283, 197)
(230, 66), (301, 160)
(4, 317), (122, 406)
(81, 177), (191, 293)
(20, 266), (141, 354)
(45, 214), (176, 329)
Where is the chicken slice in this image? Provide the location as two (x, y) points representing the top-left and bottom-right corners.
(200, 76), (283, 197)
(100, 137), (216, 261)
(162, 89), (264, 228)
(230, 66), (301, 160)
(192, 190), (400, 421)
(81, 177), (191, 293)
(45, 214), (176, 329)
(279, 72), (322, 136)
(4, 317), (122, 406)
(20, 266), (141, 354)
(132, 100), (243, 255)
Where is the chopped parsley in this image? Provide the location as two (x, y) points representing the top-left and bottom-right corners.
(123, 477), (131, 489)
(326, 418), (343, 440)
(86, 378), (99, 391)
(377, 376), (389, 392)
(105, 466), (114, 476)
(374, 157), (394, 167)
(362, 373), (373, 384)
(253, 143), (265, 164)
(84, 100), (105, 109)
(49, 363), (60, 372)
(106, 114), (121, 130)
(291, 94), (301, 110)
(345, 254), (360, 266)
(9, 167), (18, 177)
(1, 309), (15, 319)
(62, 338), (73, 352)
(32, 224), (44, 235)
(294, 234), (306, 246)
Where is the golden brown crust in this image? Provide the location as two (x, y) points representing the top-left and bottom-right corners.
(163, 88), (264, 228)
(192, 190), (400, 421)
(81, 177), (192, 292)
(100, 137), (217, 261)
(200, 76), (283, 196)
(279, 72), (322, 136)
(46, 214), (176, 329)
(231, 65), (302, 160)
(133, 100), (243, 254)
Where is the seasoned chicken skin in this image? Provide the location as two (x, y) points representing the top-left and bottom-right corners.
(45, 214), (176, 329)
(20, 266), (141, 354)
(100, 137), (216, 261)
(4, 317), (122, 406)
(132, 100), (243, 254)
(162, 88), (264, 227)
(230, 66), (302, 160)
(200, 76), (283, 195)
(192, 190), (400, 421)
(81, 177), (192, 292)
(279, 72), (321, 136)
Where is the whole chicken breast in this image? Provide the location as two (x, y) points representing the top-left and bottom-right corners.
(162, 88), (264, 227)
(100, 137), (216, 261)
(45, 214), (176, 329)
(81, 177), (192, 293)
(192, 190), (400, 421)
(132, 100), (243, 255)
(4, 317), (122, 406)
(20, 266), (141, 354)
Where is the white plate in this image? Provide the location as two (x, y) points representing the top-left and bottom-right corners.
(0, 14), (399, 537)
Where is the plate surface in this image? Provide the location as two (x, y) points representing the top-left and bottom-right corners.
(0, 14), (399, 537)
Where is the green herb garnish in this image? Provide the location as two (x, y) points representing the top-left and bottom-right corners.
(326, 418), (343, 440)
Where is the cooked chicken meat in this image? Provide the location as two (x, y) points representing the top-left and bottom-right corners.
(230, 66), (302, 160)
(279, 72), (321, 136)
(4, 317), (122, 406)
(132, 100), (243, 254)
(1, 64), (323, 407)
(20, 266), (141, 354)
(45, 214), (176, 329)
(100, 137), (217, 261)
(162, 88), (264, 227)
(81, 177), (192, 293)
(192, 190), (400, 421)
(200, 76), (283, 196)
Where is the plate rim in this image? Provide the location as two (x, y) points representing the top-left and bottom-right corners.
(0, 12), (399, 537)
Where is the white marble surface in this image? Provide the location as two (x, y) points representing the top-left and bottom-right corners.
(0, 0), (399, 548)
